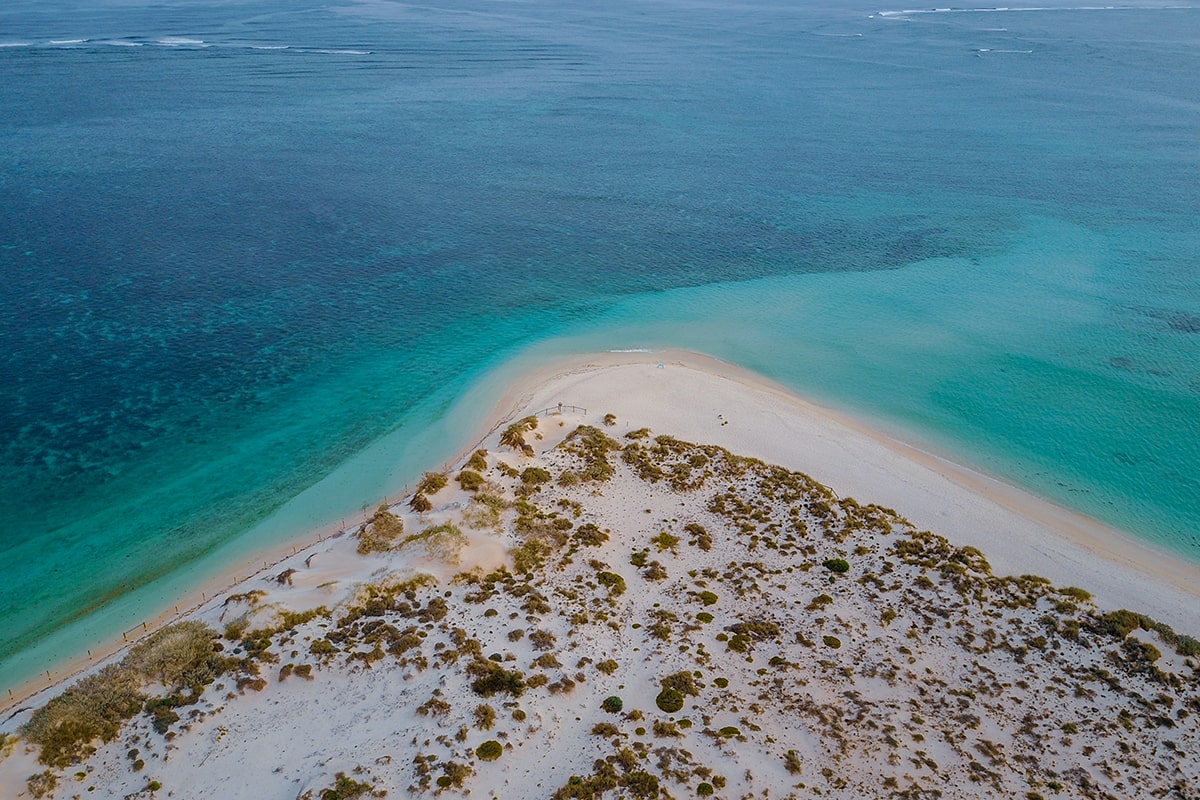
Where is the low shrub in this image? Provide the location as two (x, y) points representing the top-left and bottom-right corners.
(22, 664), (146, 767)
(655, 688), (685, 713)
(532, 653), (562, 669)
(317, 772), (382, 799)
(476, 740), (503, 761)
(822, 558), (850, 574)
(417, 472), (449, 495)
(126, 620), (222, 689)
(651, 532), (680, 552)
(464, 493), (507, 531)
(357, 506), (405, 554)
(143, 695), (183, 734)
(621, 771), (660, 799)
(684, 522), (712, 551)
(726, 633), (751, 653)
(401, 522), (466, 564)
(560, 425), (621, 482)
(468, 660), (526, 697)
(529, 629), (558, 651)
(602, 696), (624, 713)
(500, 416), (539, 452)
(596, 571), (627, 597)
(521, 466), (552, 485)
(808, 593), (833, 610)
(457, 470), (485, 491)
(660, 671), (700, 697)
(474, 704), (497, 730)
(467, 450), (489, 471)
(436, 761), (472, 791)
(27, 771), (57, 799)
(726, 620), (780, 641)
(596, 659), (619, 675)
(417, 696), (451, 717)
(653, 720), (681, 737)
(643, 561), (668, 581)
(1086, 609), (1200, 656)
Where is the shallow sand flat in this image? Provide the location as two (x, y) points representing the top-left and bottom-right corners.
(1, 351), (1197, 799)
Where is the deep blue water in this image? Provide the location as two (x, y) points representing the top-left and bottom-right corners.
(2, 0), (1198, 688)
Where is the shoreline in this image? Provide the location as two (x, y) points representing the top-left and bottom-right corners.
(493, 349), (1200, 633)
(643, 352), (1200, 597)
(4, 347), (1197, 715)
(1, 348), (574, 714)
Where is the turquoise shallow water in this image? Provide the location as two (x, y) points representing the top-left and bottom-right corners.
(1, 0), (1198, 689)
(579, 214), (1200, 546)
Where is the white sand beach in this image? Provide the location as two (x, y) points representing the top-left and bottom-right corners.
(1, 351), (1196, 799)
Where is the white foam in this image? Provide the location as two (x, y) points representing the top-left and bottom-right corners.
(878, 5), (1196, 16)
(250, 45), (290, 50)
(307, 48), (371, 55)
(0, 41), (33, 48)
(49, 39), (88, 45)
(157, 37), (207, 47)
(101, 40), (142, 47)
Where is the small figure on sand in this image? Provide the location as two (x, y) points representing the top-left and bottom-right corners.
(557, 402), (563, 414)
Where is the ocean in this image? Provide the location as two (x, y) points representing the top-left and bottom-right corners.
(1, 0), (1197, 690)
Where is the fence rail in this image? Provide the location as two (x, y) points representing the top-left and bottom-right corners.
(531, 404), (587, 417)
